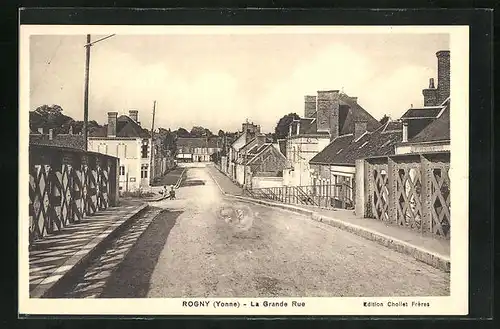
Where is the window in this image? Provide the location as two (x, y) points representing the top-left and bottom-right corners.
(141, 140), (149, 158)
(119, 166), (125, 175)
(141, 164), (148, 178)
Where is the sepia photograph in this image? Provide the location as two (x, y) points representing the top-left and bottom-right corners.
(19, 24), (469, 316)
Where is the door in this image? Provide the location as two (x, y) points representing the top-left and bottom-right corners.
(140, 164), (149, 187)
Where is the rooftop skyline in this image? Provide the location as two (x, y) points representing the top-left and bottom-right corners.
(29, 31), (449, 133)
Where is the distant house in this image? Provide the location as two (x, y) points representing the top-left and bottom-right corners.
(233, 134), (287, 188)
(87, 110), (161, 192)
(228, 121), (261, 181)
(284, 91), (381, 187)
(176, 137), (222, 162)
(396, 50), (450, 154)
(29, 126), (86, 150)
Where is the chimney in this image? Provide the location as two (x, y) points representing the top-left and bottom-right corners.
(304, 95), (317, 118)
(316, 90), (340, 140)
(422, 78), (438, 106)
(107, 112), (118, 137)
(436, 50), (450, 104)
(129, 109), (139, 123)
(38, 128), (43, 134)
(402, 121), (409, 142)
(354, 121), (367, 140)
(48, 129), (53, 140)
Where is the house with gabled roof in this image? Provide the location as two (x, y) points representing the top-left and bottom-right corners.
(176, 136), (222, 163)
(228, 121), (260, 182)
(88, 110), (158, 192)
(396, 50), (450, 154)
(283, 90), (381, 187)
(309, 120), (403, 208)
(232, 133), (288, 188)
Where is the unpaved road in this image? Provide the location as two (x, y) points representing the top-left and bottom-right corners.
(92, 166), (450, 298)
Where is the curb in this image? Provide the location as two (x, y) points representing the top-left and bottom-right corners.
(206, 167), (450, 273)
(174, 168), (187, 189)
(31, 203), (149, 298)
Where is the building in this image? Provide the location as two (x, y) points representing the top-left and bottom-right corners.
(309, 120), (403, 208)
(88, 110), (157, 192)
(284, 91), (380, 187)
(176, 137), (222, 162)
(396, 50), (451, 154)
(29, 126), (86, 150)
(233, 134), (287, 188)
(228, 121), (261, 181)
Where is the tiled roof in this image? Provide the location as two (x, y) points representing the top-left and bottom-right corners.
(338, 93), (382, 135)
(89, 115), (151, 138)
(309, 120), (403, 166)
(288, 93), (381, 138)
(176, 137), (221, 148)
(400, 107), (442, 120)
(408, 103), (450, 143)
(29, 134), (86, 150)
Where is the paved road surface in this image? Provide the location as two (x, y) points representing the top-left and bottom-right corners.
(93, 166), (450, 298)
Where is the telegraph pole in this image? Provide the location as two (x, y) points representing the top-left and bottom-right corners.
(83, 33), (116, 151)
(150, 100), (157, 184)
(83, 34), (91, 151)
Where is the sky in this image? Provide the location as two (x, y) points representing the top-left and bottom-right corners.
(29, 32), (449, 133)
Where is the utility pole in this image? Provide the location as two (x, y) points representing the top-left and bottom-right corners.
(83, 33), (115, 151)
(150, 100), (156, 184)
(83, 34), (91, 151)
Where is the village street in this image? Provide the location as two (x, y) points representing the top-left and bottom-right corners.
(57, 165), (450, 298)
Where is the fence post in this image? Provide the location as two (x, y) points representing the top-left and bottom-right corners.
(49, 150), (63, 233)
(420, 155), (432, 234)
(365, 160), (374, 218)
(355, 159), (365, 217)
(388, 157), (398, 225)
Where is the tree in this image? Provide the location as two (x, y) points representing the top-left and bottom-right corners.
(218, 129), (225, 137)
(274, 113), (300, 141)
(30, 104), (75, 134)
(379, 114), (390, 125)
(176, 127), (190, 137)
(162, 129), (177, 156)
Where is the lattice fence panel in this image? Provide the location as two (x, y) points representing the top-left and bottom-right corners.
(430, 164), (451, 238)
(370, 164), (389, 221)
(395, 165), (423, 231)
(30, 164), (51, 241)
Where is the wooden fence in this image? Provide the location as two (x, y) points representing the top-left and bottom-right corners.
(358, 151), (450, 238)
(28, 144), (119, 246)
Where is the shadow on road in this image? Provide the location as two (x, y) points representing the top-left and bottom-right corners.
(99, 210), (183, 298)
(180, 179), (206, 187)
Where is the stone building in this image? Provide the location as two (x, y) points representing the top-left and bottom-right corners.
(88, 110), (160, 192)
(283, 91), (380, 187)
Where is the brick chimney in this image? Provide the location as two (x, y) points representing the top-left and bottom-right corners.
(316, 90), (340, 140)
(129, 109), (139, 123)
(422, 78), (438, 106)
(107, 112), (118, 137)
(354, 120), (367, 141)
(436, 50), (450, 104)
(304, 95), (317, 118)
